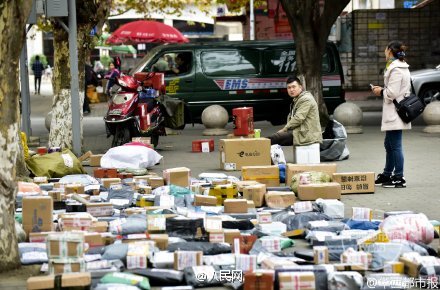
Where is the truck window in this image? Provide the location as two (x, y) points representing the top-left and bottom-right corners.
(264, 49), (331, 74)
(201, 50), (259, 76)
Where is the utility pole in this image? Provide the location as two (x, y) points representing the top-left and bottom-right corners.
(68, 0), (81, 156)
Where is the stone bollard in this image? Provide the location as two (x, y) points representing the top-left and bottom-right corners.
(333, 102), (363, 134)
(422, 101), (440, 133)
(45, 110), (52, 132)
(201, 105), (229, 136)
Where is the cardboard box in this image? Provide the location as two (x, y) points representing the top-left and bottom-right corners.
(333, 263), (368, 272)
(93, 168), (118, 179)
(27, 273), (91, 290)
(147, 215), (167, 232)
(193, 194), (217, 206)
(118, 172), (134, 180)
(78, 151), (92, 162)
(65, 184), (85, 194)
(223, 229), (241, 245)
(242, 184), (266, 207)
(22, 196), (53, 235)
(233, 180), (261, 192)
(278, 272), (315, 290)
(101, 178), (121, 189)
(48, 190), (63, 202)
(332, 172), (375, 194)
(261, 258), (297, 270)
(313, 246), (329, 264)
(86, 202), (113, 217)
(59, 213), (93, 231)
(174, 251), (203, 270)
(49, 259), (85, 274)
(247, 200), (255, 209)
(219, 138), (271, 170)
(286, 163), (337, 186)
(244, 271), (274, 290)
(341, 249), (372, 270)
(192, 139), (214, 152)
(33, 176), (48, 184)
(235, 254), (257, 272)
(224, 199), (248, 213)
(257, 212), (272, 224)
(242, 165), (280, 187)
(384, 261), (404, 274)
(209, 184), (238, 206)
(29, 231), (57, 243)
(148, 234), (169, 250)
(227, 133), (255, 139)
(84, 233), (104, 248)
(88, 221), (108, 233)
(399, 257), (420, 278)
(297, 182), (342, 201)
(89, 154), (103, 167)
(265, 191), (296, 209)
(163, 167), (191, 187)
(47, 233), (85, 259)
(205, 216), (223, 232)
(209, 231), (225, 243)
(148, 177), (165, 189)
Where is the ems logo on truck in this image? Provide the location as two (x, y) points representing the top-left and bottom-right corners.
(214, 78), (286, 90)
(215, 79), (248, 90)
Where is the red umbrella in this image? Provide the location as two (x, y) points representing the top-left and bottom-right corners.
(106, 20), (189, 44)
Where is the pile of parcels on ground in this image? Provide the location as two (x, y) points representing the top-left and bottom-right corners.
(17, 141), (440, 290)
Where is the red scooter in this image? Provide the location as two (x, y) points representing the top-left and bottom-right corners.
(104, 72), (166, 148)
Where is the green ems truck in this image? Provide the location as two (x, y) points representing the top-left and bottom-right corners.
(130, 40), (345, 125)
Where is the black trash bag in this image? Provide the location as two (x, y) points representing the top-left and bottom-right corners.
(168, 242), (231, 255)
(106, 184), (135, 209)
(320, 119), (349, 161)
(166, 217), (207, 241)
(222, 220), (254, 230)
(272, 208), (331, 232)
(184, 265), (224, 288)
(132, 269), (184, 286)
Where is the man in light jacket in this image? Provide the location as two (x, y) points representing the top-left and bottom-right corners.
(268, 76), (322, 147)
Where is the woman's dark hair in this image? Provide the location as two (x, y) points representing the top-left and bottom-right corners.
(388, 41), (407, 61)
(286, 75), (302, 85)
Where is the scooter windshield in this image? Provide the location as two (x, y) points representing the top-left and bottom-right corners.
(113, 93), (135, 105)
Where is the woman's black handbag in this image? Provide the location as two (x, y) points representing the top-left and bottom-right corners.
(392, 83), (425, 123)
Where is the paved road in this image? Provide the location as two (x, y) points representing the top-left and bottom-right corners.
(26, 78), (440, 221)
(4, 77), (437, 290)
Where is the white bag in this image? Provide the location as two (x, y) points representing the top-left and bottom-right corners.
(270, 144), (286, 165)
(101, 145), (163, 169)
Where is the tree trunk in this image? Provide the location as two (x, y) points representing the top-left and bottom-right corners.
(48, 0), (110, 152)
(48, 25), (81, 149)
(280, 0), (350, 126)
(0, 0), (33, 272)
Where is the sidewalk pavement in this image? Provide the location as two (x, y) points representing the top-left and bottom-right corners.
(28, 76), (383, 119)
